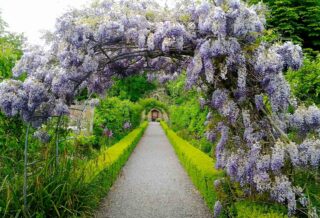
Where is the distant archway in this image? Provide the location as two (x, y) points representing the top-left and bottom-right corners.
(142, 107), (168, 122)
(151, 109), (160, 121)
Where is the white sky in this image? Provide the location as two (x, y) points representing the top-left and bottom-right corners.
(0, 0), (171, 46)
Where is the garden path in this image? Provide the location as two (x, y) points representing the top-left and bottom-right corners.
(95, 122), (212, 218)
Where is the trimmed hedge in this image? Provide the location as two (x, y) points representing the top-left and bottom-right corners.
(160, 121), (223, 211)
(70, 122), (149, 214)
(84, 121), (148, 183)
(160, 121), (288, 218)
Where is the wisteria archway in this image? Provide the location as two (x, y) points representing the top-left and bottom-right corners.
(0, 0), (319, 216)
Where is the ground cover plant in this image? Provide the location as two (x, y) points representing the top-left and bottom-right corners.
(0, 0), (320, 217)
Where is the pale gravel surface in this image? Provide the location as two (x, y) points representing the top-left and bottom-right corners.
(95, 122), (212, 218)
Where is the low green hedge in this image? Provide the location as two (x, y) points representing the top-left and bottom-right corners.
(83, 121), (148, 183)
(160, 121), (288, 218)
(76, 122), (148, 214)
(160, 121), (223, 211)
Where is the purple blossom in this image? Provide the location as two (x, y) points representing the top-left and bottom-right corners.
(290, 106), (320, 133)
(271, 141), (285, 171)
(286, 142), (300, 167)
(206, 131), (217, 142)
(211, 89), (229, 109)
(253, 171), (271, 192)
(89, 98), (100, 107)
(123, 121), (132, 129)
(275, 42), (303, 70)
(206, 112), (212, 120)
(199, 98), (206, 109)
(254, 95), (264, 111)
(54, 101), (70, 116)
(256, 155), (270, 172)
(214, 179), (221, 189)
(214, 201), (222, 218)
(212, 7), (226, 37)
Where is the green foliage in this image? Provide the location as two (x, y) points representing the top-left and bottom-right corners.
(0, 13), (23, 79)
(94, 97), (143, 145)
(138, 98), (168, 114)
(286, 56), (320, 105)
(234, 201), (288, 218)
(72, 134), (97, 157)
(169, 98), (211, 153)
(293, 170), (320, 213)
(165, 73), (212, 153)
(165, 73), (194, 104)
(247, 0), (320, 52)
(108, 74), (156, 102)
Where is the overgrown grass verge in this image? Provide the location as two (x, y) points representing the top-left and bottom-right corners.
(77, 121), (149, 214)
(160, 121), (288, 218)
(0, 122), (148, 217)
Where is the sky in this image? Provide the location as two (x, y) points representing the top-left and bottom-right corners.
(0, 0), (171, 46)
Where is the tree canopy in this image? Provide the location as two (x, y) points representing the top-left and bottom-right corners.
(247, 0), (320, 53)
(0, 13), (23, 79)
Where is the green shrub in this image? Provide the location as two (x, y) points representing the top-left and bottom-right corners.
(94, 97), (143, 145)
(108, 74), (156, 102)
(234, 201), (288, 218)
(247, 0), (320, 53)
(138, 98), (168, 115)
(286, 56), (320, 105)
(165, 73), (212, 154)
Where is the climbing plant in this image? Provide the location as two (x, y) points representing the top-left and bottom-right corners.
(0, 0), (319, 216)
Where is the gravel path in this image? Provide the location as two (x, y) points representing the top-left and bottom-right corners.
(95, 122), (212, 218)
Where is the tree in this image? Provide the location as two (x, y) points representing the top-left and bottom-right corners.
(108, 74), (156, 102)
(0, 0), (318, 216)
(247, 0), (320, 52)
(0, 12), (23, 79)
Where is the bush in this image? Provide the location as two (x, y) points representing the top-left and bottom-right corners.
(138, 98), (168, 115)
(160, 121), (288, 217)
(165, 73), (212, 154)
(234, 201), (288, 218)
(94, 97), (143, 145)
(286, 56), (320, 105)
(108, 75), (156, 102)
(247, 0), (320, 53)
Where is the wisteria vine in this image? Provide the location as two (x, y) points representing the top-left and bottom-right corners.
(0, 0), (319, 216)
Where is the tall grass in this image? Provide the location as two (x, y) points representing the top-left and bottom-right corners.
(0, 122), (148, 217)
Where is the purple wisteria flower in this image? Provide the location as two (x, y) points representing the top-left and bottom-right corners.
(214, 200), (222, 218)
